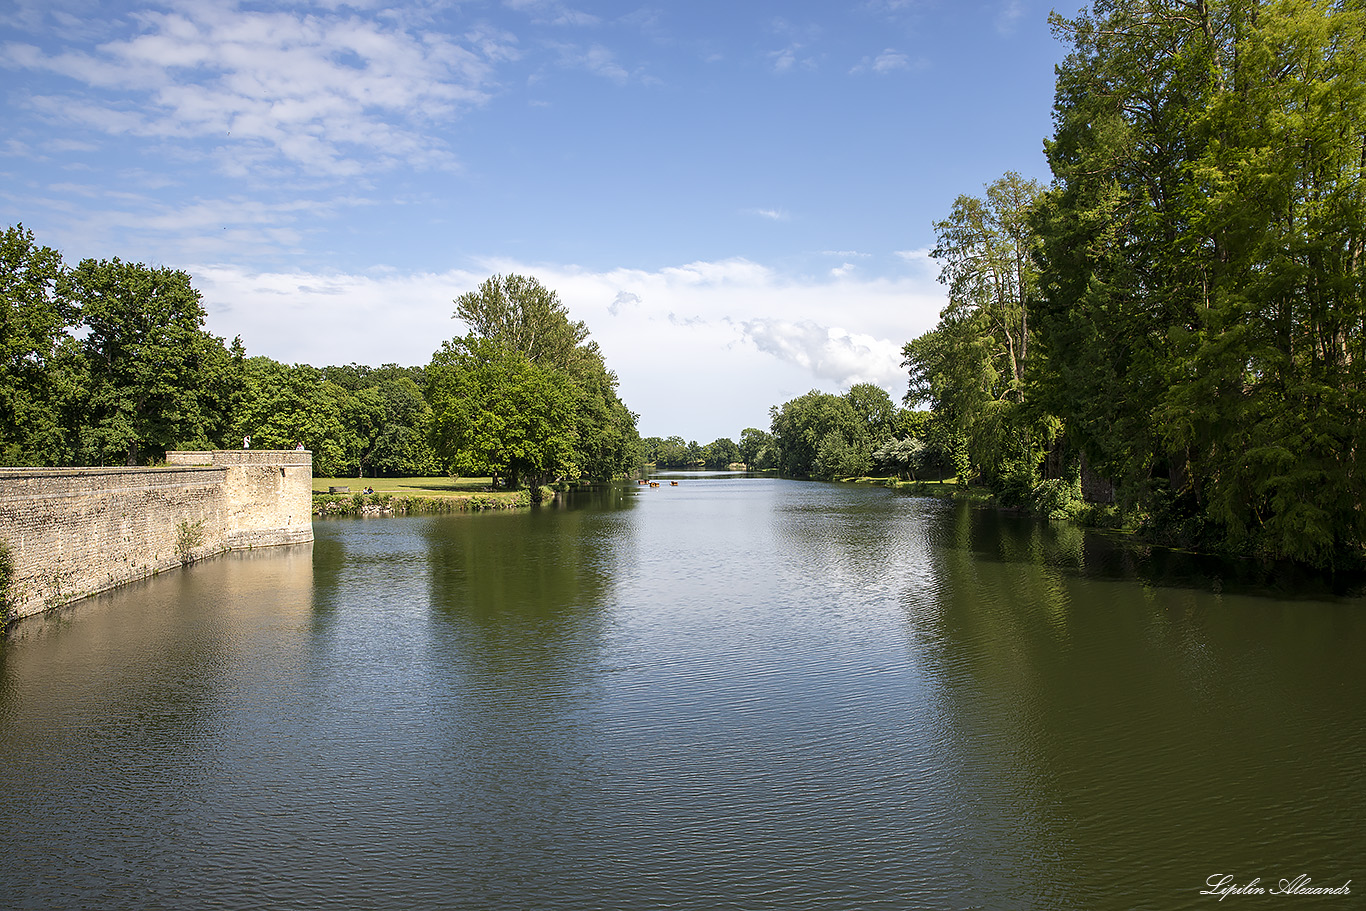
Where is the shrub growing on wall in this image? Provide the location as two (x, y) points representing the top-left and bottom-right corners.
(0, 540), (14, 625)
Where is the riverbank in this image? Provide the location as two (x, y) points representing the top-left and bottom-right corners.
(847, 474), (1125, 527)
(311, 476), (553, 516)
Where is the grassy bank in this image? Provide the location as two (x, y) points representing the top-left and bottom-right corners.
(845, 475), (989, 500)
(312, 476), (543, 516)
(846, 473), (1126, 531)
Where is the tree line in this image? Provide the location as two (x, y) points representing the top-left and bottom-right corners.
(647, 383), (958, 483)
(1, 226), (639, 486)
(895, 0), (1366, 567)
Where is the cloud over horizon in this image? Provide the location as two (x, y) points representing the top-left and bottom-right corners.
(190, 255), (944, 441)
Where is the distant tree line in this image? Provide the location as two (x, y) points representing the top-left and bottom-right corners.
(649, 383), (956, 484)
(1, 226), (638, 487)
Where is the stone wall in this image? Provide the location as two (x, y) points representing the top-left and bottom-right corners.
(0, 451), (312, 621)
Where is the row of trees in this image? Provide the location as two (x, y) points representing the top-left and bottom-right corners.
(759, 385), (959, 482)
(650, 386), (963, 483)
(902, 0), (1366, 567)
(1, 227), (639, 486)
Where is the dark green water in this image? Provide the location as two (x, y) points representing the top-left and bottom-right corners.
(1, 475), (1362, 910)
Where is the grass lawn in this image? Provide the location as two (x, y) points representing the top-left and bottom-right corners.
(312, 476), (497, 497)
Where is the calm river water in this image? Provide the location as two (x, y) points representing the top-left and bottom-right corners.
(1, 474), (1363, 910)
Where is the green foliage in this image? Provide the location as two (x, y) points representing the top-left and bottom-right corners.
(769, 390), (863, 477)
(1033, 0), (1366, 566)
(905, 172), (1048, 494)
(738, 427), (775, 469)
(814, 429), (871, 480)
(438, 274), (639, 486)
(454, 274), (591, 371)
(234, 359), (351, 475)
(652, 435), (694, 468)
(872, 436), (925, 481)
(1030, 477), (1085, 523)
(428, 335), (579, 489)
(0, 538), (14, 625)
(0, 225), (79, 466)
(175, 520), (205, 564)
(844, 383), (898, 443)
(63, 257), (241, 465)
(702, 437), (740, 468)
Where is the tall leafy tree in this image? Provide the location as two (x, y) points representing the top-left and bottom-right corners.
(64, 258), (239, 465)
(0, 225), (79, 465)
(427, 336), (578, 492)
(904, 172), (1048, 495)
(933, 172), (1044, 402)
(769, 390), (865, 479)
(702, 437), (740, 468)
(1036, 0), (1366, 563)
(453, 274), (591, 371)
(738, 427), (775, 469)
(234, 358), (352, 475)
(439, 274), (639, 487)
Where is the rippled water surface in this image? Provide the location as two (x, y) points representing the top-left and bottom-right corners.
(2, 475), (1364, 910)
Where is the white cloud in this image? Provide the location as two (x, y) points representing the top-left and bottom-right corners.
(747, 207), (789, 221)
(551, 42), (630, 82)
(3, 4), (516, 176)
(608, 290), (640, 315)
(740, 319), (905, 389)
(503, 0), (600, 28)
(768, 43), (819, 73)
(873, 49), (909, 72)
(895, 247), (940, 278)
(996, 0), (1026, 35)
(190, 256), (946, 440)
(851, 47), (923, 75)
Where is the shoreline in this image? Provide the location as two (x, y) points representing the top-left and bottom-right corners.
(313, 489), (542, 516)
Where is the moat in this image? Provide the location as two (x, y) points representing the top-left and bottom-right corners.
(1, 474), (1362, 910)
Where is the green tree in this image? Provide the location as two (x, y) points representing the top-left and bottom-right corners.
(445, 274), (639, 485)
(872, 436), (925, 481)
(234, 358), (352, 475)
(814, 429), (871, 480)
(65, 258), (238, 465)
(1037, 0), (1366, 563)
(427, 336), (578, 493)
(738, 427), (774, 469)
(0, 225), (79, 465)
(906, 172), (1049, 495)
(564, 345), (639, 482)
(702, 437), (740, 468)
(843, 383), (899, 443)
(366, 376), (440, 477)
(654, 435), (691, 468)
(453, 274), (590, 371)
(769, 390), (864, 478)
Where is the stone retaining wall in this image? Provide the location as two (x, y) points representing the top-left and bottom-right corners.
(1, 451), (312, 621)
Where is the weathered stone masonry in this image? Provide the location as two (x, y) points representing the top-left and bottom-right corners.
(0, 450), (312, 621)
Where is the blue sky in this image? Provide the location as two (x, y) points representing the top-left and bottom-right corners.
(2, 0), (1067, 442)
